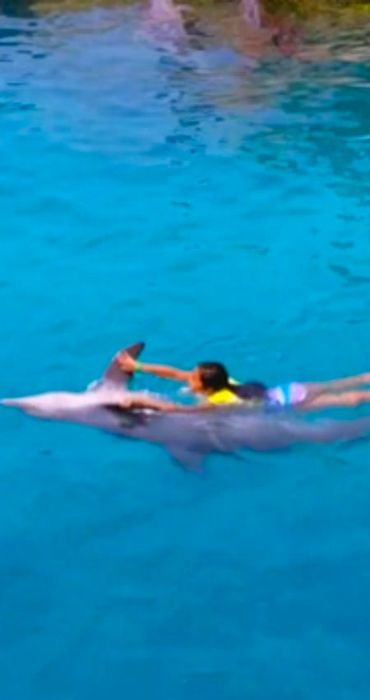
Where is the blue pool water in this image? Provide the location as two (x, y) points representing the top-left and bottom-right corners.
(1, 5), (370, 698)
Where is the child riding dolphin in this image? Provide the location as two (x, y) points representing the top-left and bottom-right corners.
(118, 349), (370, 411)
(3, 342), (370, 469)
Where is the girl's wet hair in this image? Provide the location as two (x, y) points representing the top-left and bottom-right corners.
(233, 381), (267, 400)
(197, 362), (230, 391)
(197, 362), (267, 400)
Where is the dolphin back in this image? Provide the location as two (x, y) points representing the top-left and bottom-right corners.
(131, 408), (370, 464)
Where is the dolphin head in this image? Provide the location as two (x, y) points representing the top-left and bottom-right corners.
(1, 392), (91, 420)
(1, 342), (147, 426)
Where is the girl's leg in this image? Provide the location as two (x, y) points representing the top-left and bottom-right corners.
(305, 372), (370, 397)
(300, 389), (370, 411)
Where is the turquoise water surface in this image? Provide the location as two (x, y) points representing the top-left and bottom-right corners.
(1, 5), (370, 699)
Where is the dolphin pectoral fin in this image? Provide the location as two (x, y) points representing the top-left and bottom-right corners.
(168, 446), (205, 473)
(91, 342), (146, 391)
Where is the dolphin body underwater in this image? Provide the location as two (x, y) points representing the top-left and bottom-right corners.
(2, 342), (370, 468)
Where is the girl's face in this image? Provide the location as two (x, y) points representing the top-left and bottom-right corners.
(188, 367), (205, 394)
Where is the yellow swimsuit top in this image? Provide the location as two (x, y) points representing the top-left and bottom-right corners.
(207, 388), (242, 405)
(206, 379), (242, 406)
(206, 379), (263, 407)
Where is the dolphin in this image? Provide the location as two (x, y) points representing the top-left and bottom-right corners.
(3, 342), (370, 469)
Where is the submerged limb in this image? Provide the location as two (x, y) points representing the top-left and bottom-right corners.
(118, 396), (219, 413)
(117, 395), (179, 412)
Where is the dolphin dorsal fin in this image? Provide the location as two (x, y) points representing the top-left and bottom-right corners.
(89, 342), (145, 391)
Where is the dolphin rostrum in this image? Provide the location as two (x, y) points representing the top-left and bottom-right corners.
(3, 342), (370, 469)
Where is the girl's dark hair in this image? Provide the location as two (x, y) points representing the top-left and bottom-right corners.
(232, 381), (267, 401)
(197, 362), (230, 391)
(198, 362), (267, 401)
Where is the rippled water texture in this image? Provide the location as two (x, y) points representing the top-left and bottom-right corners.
(1, 5), (370, 699)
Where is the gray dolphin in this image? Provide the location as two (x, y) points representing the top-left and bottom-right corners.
(3, 342), (370, 469)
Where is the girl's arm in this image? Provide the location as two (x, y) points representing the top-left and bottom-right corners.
(118, 352), (191, 382)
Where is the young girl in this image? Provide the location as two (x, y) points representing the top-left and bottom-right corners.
(118, 350), (370, 412)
